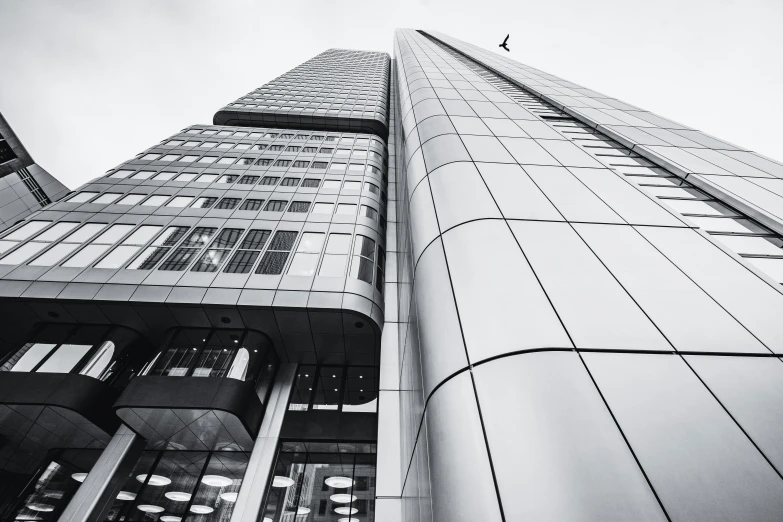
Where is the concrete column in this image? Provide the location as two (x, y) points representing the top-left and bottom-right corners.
(58, 424), (145, 522)
(230, 362), (297, 522)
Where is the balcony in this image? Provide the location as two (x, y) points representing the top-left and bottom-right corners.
(0, 324), (150, 474)
(114, 328), (277, 451)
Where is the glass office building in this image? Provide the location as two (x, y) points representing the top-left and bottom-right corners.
(0, 112), (69, 232)
(2, 30), (783, 522)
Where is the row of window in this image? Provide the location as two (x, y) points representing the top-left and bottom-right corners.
(182, 129), (383, 150)
(128, 152), (385, 173)
(0, 220), (385, 289)
(162, 141), (384, 159)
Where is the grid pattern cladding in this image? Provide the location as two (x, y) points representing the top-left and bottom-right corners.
(215, 49), (390, 140)
(0, 124), (387, 354)
(391, 28), (783, 522)
(428, 30), (783, 243)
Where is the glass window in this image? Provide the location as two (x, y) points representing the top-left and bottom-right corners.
(264, 200), (287, 212)
(66, 192), (98, 203)
(6, 343), (57, 372)
(4, 220), (51, 241)
(238, 175), (260, 185)
(93, 193), (122, 204)
(287, 201), (310, 213)
(0, 242), (47, 265)
(361, 205), (378, 221)
(36, 344), (92, 373)
(127, 226), (189, 270)
(196, 174), (219, 183)
(239, 199), (264, 211)
(312, 202), (334, 214)
(223, 229), (271, 274)
(281, 177), (300, 187)
(302, 178), (321, 188)
(116, 194), (145, 205)
(259, 176), (280, 186)
(108, 169), (134, 179)
(166, 196), (194, 207)
(193, 196), (217, 209)
(319, 233), (351, 277)
(131, 170), (155, 180)
(141, 195), (169, 207)
(350, 235), (375, 284)
(215, 198), (240, 210)
(336, 203), (357, 215)
(218, 175), (238, 184)
(35, 222), (79, 242)
(153, 171), (176, 181)
(256, 231), (297, 275)
(174, 173), (197, 182)
(342, 181), (361, 192)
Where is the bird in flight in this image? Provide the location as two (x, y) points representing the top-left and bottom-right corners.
(499, 34), (510, 52)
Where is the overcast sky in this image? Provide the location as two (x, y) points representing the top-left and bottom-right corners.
(1, 0), (781, 190)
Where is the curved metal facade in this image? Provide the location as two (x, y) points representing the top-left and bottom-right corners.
(388, 28), (783, 522)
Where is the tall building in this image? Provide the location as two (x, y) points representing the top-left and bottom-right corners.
(1, 29), (783, 522)
(0, 112), (69, 232)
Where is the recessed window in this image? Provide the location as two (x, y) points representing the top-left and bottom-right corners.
(274, 160), (292, 167)
(108, 169), (134, 179)
(130, 170), (155, 180)
(336, 203), (357, 215)
(264, 200), (287, 212)
(179, 155), (198, 163)
(166, 196), (195, 207)
(259, 176), (280, 186)
(67, 192), (98, 203)
(348, 163), (364, 172)
(193, 197), (217, 209)
(239, 199), (264, 211)
(127, 226), (189, 270)
(175, 173), (197, 182)
(116, 194), (145, 205)
(93, 193), (122, 204)
(281, 177), (300, 187)
(256, 158), (273, 166)
(287, 201), (310, 213)
(141, 195), (169, 207)
(153, 171), (176, 181)
(164, 140), (184, 147)
(256, 231), (297, 275)
(198, 156), (218, 164)
(234, 144), (251, 150)
(184, 141), (200, 147)
(342, 181), (361, 192)
(238, 175), (260, 184)
(140, 154), (160, 161)
(199, 142), (217, 148)
(236, 158), (255, 165)
(196, 174), (219, 183)
(215, 198), (240, 210)
(218, 175), (238, 184)
(217, 157), (236, 165)
(312, 202), (334, 214)
(160, 154), (180, 161)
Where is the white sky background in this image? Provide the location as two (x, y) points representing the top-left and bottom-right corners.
(0, 0), (781, 190)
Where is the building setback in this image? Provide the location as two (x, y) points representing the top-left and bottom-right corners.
(0, 30), (783, 522)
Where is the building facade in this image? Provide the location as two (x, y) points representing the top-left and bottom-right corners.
(1, 30), (783, 522)
(0, 112), (69, 232)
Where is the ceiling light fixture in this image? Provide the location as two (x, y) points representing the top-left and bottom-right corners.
(135, 474), (171, 486)
(165, 491), (192, 502)
(137, 505), (165, 513)
(325, 476), (354, 488)
(71, 473), (88, 482)
(335, 507), (359, 515)
(160, 517), (182, 522)
(26, 504), (55, 513)
(190, 505), (214, 514)
(220, 492), (239, 502)
(272, 476), (295, 488)
(201, 475), (233, 487)
(116, 491), (137, 501)
(330, 494), (357, 503)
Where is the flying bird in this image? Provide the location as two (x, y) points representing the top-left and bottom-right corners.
(499, 34), (510, 52)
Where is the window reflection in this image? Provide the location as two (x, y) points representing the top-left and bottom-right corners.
(104, 450), (249, 521)
(263, 443), (376, 522)
(289, 366), (377, 413)
(0, 449), (101, 521)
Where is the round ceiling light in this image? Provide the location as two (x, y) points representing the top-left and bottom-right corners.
(272, 475), (295, 488)
(160, 517), (182, 522)
(189, 505), (214, 514)
(137, 505), (165, 513)
(338, 518), (361, 522)
(116, 491), (137, 501)
(135, 474), (171, 486)
(296, 507), (311, 516)
(325, 476), (354, 489)
(165, 491), (192, 502)
(26, 504), (55, 513)
(330, 494), (357, 503)
(201, 475), (233, 487)
(220, 492), (239, 502)
(335, 507), (359, 515)
(71, 473), (88, 482)
(263, 518), (273, 522)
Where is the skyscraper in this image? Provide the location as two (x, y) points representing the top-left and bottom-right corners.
(0, 112), (69, 232)
(1, 29), (783, 522)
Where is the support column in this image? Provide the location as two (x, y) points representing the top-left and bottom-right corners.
(58, 424), (145, 522)
(230, 362), (297, 522)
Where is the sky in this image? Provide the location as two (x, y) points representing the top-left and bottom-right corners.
(0, 0), (781, 191)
